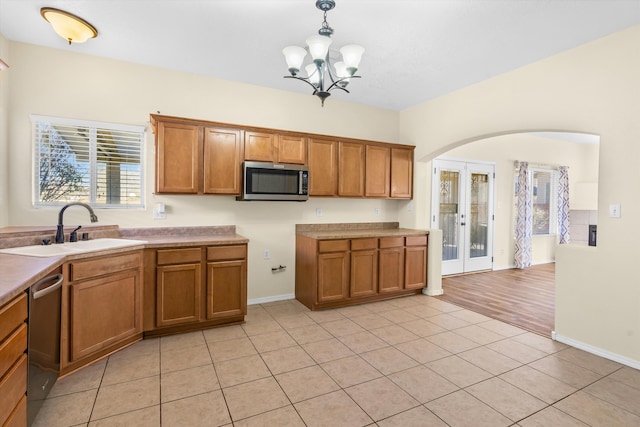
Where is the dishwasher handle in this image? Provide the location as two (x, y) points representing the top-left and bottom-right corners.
(32, 274), (63, 300)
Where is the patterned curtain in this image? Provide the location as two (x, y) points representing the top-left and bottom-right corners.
(558, 166), (570, 244)
(515, 162), (532, 269)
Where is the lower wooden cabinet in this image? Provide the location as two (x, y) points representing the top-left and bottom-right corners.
(144, 244), (248, 336)
(0, 294), (27, 427)
(405, 236), (428, 289)
(62, 251), (143, 374)
(296, 233), (428, 310)
(379, 237), (405, 293)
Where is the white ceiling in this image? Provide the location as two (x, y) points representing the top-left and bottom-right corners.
(1, 0), (639, 111)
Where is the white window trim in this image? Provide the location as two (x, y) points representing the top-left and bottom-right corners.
(31, 115), (146, 209)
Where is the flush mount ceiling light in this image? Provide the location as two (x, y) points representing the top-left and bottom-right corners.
(40, 7), (98, 45)
(282, 0), (364, 106)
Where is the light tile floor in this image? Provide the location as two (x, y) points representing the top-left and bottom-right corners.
(34, 295), (640, 426)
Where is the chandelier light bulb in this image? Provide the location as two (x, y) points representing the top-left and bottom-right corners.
(305, 64), (320, 87)
(282, 46), (307, 76)
(306, 35), (332, 63)
(340, 44), (365, 74)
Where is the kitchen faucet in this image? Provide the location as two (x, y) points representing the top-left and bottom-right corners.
(55, 203), (98, 244)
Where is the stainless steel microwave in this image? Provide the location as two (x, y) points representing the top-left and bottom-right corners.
(239, 161), (309, 201)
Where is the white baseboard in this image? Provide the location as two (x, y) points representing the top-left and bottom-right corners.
(423, 287), (444, 296)
(248, 293), (295, 306)
(553, 332), (640, 370)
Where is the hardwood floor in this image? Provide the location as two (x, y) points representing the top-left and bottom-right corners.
(436, 263), (555, 337)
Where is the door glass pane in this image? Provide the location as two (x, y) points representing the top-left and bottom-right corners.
(439, 170), (459, 261)
(469, 173), (489, 258)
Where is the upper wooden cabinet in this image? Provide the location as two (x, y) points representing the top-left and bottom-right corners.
(151, 114), (413, 199)
(390, 147), (413, 199)
(338, 141), (365, 197)
(152, 115), (242, 195)
(277, 135), (307, 164)
(156, 121), (200, 194)
(203, 127), (242, 195)
(244, 132), (307, 165)
(244, 131), (276, 162)
(365, 145), (390, 198)
(309, 138), (338, 196)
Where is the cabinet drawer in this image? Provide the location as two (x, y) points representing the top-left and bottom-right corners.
(379, 236), (404, 249)
(318, 239), (349, 253)
(207, 245), (246, 261)
(0, 294), (27, 343)
(4, 394), (26, 427)
(157, 248), (202, 265)
(405, 235), (427, 247)
(0, 354), (27, 427)
(0, 324), (26, 380)
(350, 238), (378, 251)
(69, 252), (142, 282)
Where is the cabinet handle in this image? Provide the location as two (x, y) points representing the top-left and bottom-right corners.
(32, 274), (63, 299)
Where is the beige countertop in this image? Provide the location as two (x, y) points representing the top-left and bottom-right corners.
(295, 222), (429, 240)
(297, 228), (429, 240)
(0, 225), (248, 306)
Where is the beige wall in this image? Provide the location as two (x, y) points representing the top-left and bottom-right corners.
(0, 34), (9, 227)
(400, 25), (640, 366)
(440, 133), (599, 269)
(5, 42), (401, 302)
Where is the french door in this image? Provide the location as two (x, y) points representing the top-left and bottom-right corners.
(431, 160), (495, 275)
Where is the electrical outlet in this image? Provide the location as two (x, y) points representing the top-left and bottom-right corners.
(153, 206), (166, 220)
(316, 208), (323, 217)
(374, 208), (380, 216)
(263, 249), (270, 260)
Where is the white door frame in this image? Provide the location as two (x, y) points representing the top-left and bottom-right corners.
(431, 159), (495, 275)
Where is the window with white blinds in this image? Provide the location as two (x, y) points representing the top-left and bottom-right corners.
(32, 115), (145, 208)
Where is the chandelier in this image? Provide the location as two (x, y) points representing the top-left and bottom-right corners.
(282, 0), (364, 106)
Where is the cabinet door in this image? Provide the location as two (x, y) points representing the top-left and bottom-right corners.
(245, 131), (275, 162)
(405, 246), (427, 289)
(317, 252), (349, 302)
(203, 127), (242, 195)
(277, 135), (307, 164)
(379, 247), (404, 293)
(206, 260), (247, 319)
(350, 249), (378, 297)
(390, 147), (414, 199)
(365, 145), (390, 197)
(69, 269), (141, 361)
(156, 263), (201, 327)
(156, 121), (200, 193)
(338, 141), (365, 197)
(308, 138), (338, 196)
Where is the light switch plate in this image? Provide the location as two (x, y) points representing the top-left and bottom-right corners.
(609, 204), (621, 218)
(316, 208), (323, 217)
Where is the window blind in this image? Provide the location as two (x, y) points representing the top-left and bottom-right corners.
(32, 115), (145, 208)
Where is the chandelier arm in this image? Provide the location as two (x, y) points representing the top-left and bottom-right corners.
(284, 75), (321, 93)
(325, 75), (361, 93)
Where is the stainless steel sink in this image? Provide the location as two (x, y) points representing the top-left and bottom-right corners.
(0, 238), (147, 258)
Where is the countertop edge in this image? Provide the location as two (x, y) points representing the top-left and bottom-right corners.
(0, 234), (249, 306)
(296, 228), (429, 239)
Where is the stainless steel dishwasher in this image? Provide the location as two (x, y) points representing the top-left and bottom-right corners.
(27, 272), (63, 426)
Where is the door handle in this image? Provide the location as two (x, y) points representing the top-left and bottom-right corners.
(460, 222), (466, 226)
